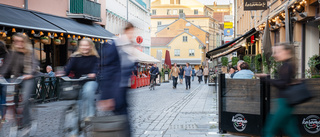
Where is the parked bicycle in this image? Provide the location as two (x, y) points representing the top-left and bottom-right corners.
(0, 76), (37, 137)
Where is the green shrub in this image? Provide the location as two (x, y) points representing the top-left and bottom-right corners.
(221, 57), (228, 67)
(231, 57), (239, 67)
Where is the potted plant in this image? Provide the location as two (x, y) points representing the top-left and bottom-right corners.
(243, 55), (251, 64)
(54, 39), (61, 45)
(231, 57), (239, 67)
(70, 40), (77, 46)
(308, 55), (320, 78)
(221, 57), (228, 74)
(40, 36), (50, 45)
(255, 54), (262, 73)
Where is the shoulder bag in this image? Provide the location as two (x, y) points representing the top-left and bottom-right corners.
(283, 81), (313, 106)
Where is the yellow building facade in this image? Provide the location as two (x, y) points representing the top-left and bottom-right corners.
(151, 0), (220, 51)
(151, 32), (205, 69)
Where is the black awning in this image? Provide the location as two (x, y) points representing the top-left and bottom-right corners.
(0, 4), (65, 33)
(206, 28), (256, 58)
(33, 12), (114, 39)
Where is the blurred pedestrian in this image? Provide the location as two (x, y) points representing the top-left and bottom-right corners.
(203, 66), (209, 84)
(233, 62), (254, 79)
(192, 68), (195, 81)
(179, 65), (184, 84)
(184, 63), (192, 90)
(98, 23), (137, 137)
(1, 33), (39, 129)
(169, 63), (179, 89)
(256, 43), (300, 137)
(0, 40), (8, 122)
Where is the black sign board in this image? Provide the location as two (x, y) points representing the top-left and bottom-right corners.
(244, 0), (267, 11)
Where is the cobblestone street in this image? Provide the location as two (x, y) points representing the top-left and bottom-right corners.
(1, 80), (243, 137)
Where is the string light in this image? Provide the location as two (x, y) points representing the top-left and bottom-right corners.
(92, 38), (94, 41)
(68, 35), (71, 38)
(12, 28), (16, 33)
(40, 31), (44, 36)
(95, 39), (97, 42)
(31, 30), (35, 34)
(293, 9), (296, 12)
(48, 32), (51, 37)
(73, 35), (75, 39)
(78, 36), (81, 39)
(54, 33), (58, 37)
(98, 39), (100, 41)
(60, 33), (64, 36)
(83, 36), (85, 39)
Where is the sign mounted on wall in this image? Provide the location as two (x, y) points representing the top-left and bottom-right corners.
(244, 0), (267, 10)
(224, 15), (233, 22)
(224, 22), (233, 29)
(136, 36), (143, 44)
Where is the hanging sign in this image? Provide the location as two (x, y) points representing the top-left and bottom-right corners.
(224, 29), (234, 36)
(244, 0), (267, 11)
(224, 22), (233, 29)
(136, 36), (143, 44)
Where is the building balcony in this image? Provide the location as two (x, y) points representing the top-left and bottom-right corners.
(68, 0), (101, 22)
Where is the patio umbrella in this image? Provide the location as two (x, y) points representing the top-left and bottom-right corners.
(164, 50), (172, 69)
(262, 21), (272, 69)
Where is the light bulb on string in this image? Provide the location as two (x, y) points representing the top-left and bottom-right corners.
(54, 33), (58, 37)
(78, 36), (81, 39)
(31, 30), (35, 34)
(48, 32), (51, 37)
(83, 36), (85, 39)
(60, 33), (64, 36)
(95, 39), (97, 42)
(12, 28), (16, 33)
(68, 35), (71, 38)
(73, 35), (76, 39)
(40, 31), (44, 36)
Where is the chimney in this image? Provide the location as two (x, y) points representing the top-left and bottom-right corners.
(179, 13), (185, 19)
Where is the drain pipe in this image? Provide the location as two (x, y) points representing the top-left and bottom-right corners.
(24, 0), (28, 9)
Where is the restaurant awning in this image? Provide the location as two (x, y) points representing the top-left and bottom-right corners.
(206, 28), (257, 59)
(0, 4), (65, 33)
(33, 12), (114, 39)
(133, 48), (160, 64)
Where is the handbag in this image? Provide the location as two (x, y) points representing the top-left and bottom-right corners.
(84, 112), (129, 137)
(58, 81), (81, 100)
(283, 82), (313, 106)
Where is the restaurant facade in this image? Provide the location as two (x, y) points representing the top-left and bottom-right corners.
(0, 1), (113, 72)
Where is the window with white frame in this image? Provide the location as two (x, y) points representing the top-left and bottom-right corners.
(174, 49), (180, 56)
(167, 9), (172, 15)
(189, 49), (195, 56)
(157, 21), (162, 26)
(173, 9), (178, 15)
(183, 36), (188, 42)
(194, 9), (198, 15)
(152, 9), (156, 15)
(179, 9), (183, 14)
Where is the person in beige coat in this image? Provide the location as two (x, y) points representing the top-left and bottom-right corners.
(169, 63), (180, 89)
(203, 66), (209, 84)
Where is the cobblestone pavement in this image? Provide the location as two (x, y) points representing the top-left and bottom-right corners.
(0, 80), (244, 137)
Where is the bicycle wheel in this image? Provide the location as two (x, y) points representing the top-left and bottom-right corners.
(59, 103), (80, 137)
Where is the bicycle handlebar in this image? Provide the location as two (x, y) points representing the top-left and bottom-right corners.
(0, 76), (25, 85)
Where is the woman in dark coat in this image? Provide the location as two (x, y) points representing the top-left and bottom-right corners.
(0, 40), (8, 122)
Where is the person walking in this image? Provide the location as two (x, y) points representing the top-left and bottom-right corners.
(0, 33), (39, 130)
(179, 65), (184, 84)
(196, 68), (203, 84)
(191, 68), (195, 81)
(169, 63), (179, 89)
(256, 43), (300, 137)
(150, 63), (159, 85)
(184, 63), (192, 90)
(203, 66), (209, 84)
(199, 66), (204, 82)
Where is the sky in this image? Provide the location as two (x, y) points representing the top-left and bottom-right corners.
(151, 0), (233, 5)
